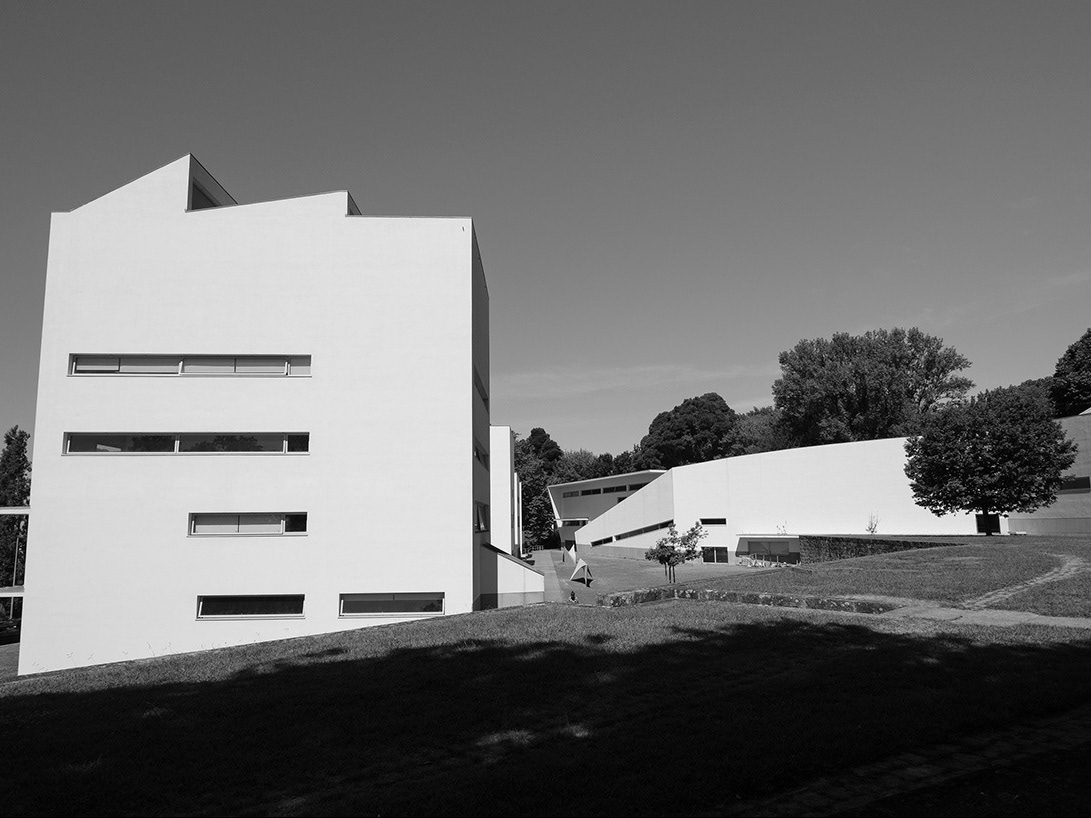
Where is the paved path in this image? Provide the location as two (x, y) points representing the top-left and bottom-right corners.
(960, 553), (1088, 610)
(527, 547), (757, 605)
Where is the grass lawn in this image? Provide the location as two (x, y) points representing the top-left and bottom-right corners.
(687, 536), (1091, 614)
(3, 598), (1091, 816)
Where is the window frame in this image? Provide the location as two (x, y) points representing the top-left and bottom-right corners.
(338, 592), (445, 618)
(196, 594), (306, 620)
(70, 354), (311, 377)
(65, 432), (309, 455)
(189, 512), (308, 537)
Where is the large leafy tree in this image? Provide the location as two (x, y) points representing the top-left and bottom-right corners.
(514, 434), (559, 549)
(551, 449), (614, 485)
(773, 327), (973, 446)
(1051, 327), (1091, 417)
(634, 392), (741, 469)
(0, 426), (31, 613)
(525, 427), (563, 475)
(735, 406), (792, 455)
(904, 384), (1077, 534)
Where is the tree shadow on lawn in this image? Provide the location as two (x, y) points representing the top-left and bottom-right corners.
(4, 607), (1091, 817)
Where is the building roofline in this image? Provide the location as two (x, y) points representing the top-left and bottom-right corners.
(548, 469), (666, 490)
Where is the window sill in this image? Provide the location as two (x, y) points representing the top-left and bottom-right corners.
(197, 615), (306, 621)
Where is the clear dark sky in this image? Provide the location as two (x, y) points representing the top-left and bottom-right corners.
(2, 1), (1090, 457)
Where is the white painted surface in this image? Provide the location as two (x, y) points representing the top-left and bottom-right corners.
(576, 437), (991, 557)
(20, 156), (496, 674)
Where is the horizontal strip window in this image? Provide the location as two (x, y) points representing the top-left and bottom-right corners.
(559, 518), (589, 527)
(71, 355), (311, 376)
(628, 483), (649, 491)
(614, 519), (674, 541)
(601, 485), (627, 494)
(580, 488), (602, 496)
(591, 537), (614, 546)
(1059, 475), (1090, 495)
(190, 512), (307, 535)
(197, 594), (305, 618)
(700, 518), (727, 526)
(561, 490), (579, 498)
(340, 592), (444, 616)
(66, 433), (308, 454)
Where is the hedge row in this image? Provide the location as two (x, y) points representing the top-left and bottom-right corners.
(597, 586), (899, 614)
(797, 535), (955, 564)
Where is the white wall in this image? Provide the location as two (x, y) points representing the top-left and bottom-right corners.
(20, 156), (486, 674)
(576, 437), (985, 556)
(489, 425), (518, 556)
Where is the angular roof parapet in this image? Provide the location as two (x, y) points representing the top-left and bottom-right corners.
(70, 155), (370, 218)
(72, 155), (237, 215)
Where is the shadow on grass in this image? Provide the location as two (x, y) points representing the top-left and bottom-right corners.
(3, 606), (1091, 817)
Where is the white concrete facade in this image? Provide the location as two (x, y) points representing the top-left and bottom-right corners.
(547, 470), (665, 548)
(489, 425), (524, 557)
(575, 437), (1003, 560)
(19, 156), (541, 675)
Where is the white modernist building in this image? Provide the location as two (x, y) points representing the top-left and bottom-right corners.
(19, 156), (542, 675)
(547, 470), (665, 549)
(570, 415), (1091, 562)
(571, 438), (998, 563)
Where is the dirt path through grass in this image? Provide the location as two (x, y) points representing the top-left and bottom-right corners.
(960, 554), (1088, 610)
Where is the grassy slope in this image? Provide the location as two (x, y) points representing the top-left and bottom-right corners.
(689, 536), (1091, 613)
(3, 600), (1091, 817)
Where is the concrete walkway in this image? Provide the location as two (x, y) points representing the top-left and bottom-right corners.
(527, 546), (759, 605)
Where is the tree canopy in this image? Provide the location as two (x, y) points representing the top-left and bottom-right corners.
(524, 427), (563, 474)
(633, 393), (740, 469)
(773, 327), (973, 446)
(514, 436), (557, 549)
(904, 384), (1077, 531)
(0, 426), (31, 598)
(644, 521), (707, 583)
(1051, 326), (1091, 417)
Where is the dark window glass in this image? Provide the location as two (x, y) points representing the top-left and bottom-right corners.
(700, 518), (727, 526)
(68, 434), (174, 453)
(340, 593), (444, 615)
(198, 595), (304, 617)
(562, 491), (579, 498)
(580, 488), (602, 496)
(628, 483), (648, 491)
(284, 513), (308, 533)
(1059, 476), (1090, 494)
(179, 434), (283, 452)
(286, 434), (309, 453)
(975, 513), (1001, 534)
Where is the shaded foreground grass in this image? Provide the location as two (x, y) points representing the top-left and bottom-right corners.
(3, 601), (1091, 816)
(692, 536), (1091, 615)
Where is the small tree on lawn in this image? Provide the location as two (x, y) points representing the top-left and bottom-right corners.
(904, 384), (1077, 534)
(645, 522), (708, 583)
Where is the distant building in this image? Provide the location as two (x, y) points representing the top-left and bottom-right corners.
(19, 156), (542, 675)
(547, 470), (666, 548)
(567, 415), (1091, 562)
